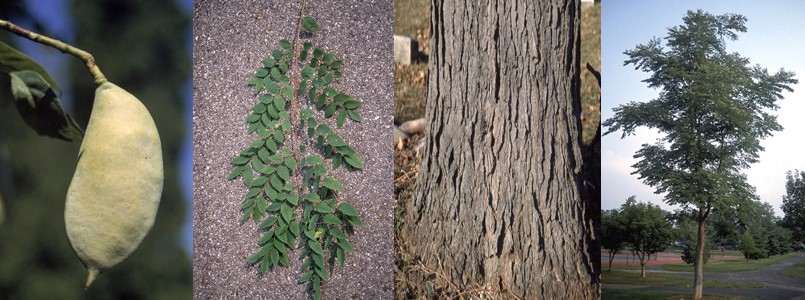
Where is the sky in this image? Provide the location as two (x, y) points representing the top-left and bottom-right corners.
(602, 1), (805, 217)
(21, 0), (194, 254)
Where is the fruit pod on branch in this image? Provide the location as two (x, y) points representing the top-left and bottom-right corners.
(64, 82), (163, 288)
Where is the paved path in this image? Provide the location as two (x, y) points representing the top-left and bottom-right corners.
(605, 254), (805, 299)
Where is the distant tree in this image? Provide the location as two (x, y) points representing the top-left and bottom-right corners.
(602, 208), (626, 271)
(782, 170), (805, 244)
(740, 231), (764, 262)
(619, 198), (676, 277)
(603, 10), (796, 299)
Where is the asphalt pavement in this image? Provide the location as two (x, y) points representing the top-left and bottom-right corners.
(192, 1), (394, 299)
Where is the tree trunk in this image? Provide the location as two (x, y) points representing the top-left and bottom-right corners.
(608, 251), (615, 271)
(694, 211), (707, 299)
(402, 0), (599, 298)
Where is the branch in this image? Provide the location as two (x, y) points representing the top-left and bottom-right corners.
(0, 19), (107, 85)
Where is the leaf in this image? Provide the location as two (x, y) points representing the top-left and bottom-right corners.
(302, 67), (315, 79)
(323, 177), (345, 191)
(343, 100), (361, 109)
(337, 238), (354, 252)
(305, 155), (323, 166)
(247, 251), (262, 264)
(334, 93), (350, 104)
(323, 214), (342, 225)
(259, 215), (278, 229)
(279, 39), (292, 50)
(324, 103), (337, 118)
(284, 157), (297, 170)
(338, 203), (359, 217)
(348, 110), (362, 122)
(281, 203), (294, 222)
(315, 203), (334, 214)
(302, 16), (319, 33)
(278, 166), (290, 181)
(262, 57), (276, 68)
(255, 68), (269, 78)
(299, 270), (314, 284)
(228, 166), (247, 179)
(336, 246), (345, 266)
(0, 41), (60, 91)
(336, 109), (347, 127)
(347, 215), (363, 227)
(326, 134), (346, 147)
(289, 220), (301, 236)
(260, 254), (271, 274)
(309, 240), (324, 255)
(316, 266), (330, 282)
(344, 154), (365, 170)
(9, 71), (83, 141)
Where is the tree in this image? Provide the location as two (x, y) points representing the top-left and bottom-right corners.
(619, 197), (676, 277)
(603, 10), (796, 299)
(782, 170), (805, 244)
(400, 0), (599, 298)
(602, 209), (626, 271)
(740, 231), (763, 262)
(0, 1), (191, 298)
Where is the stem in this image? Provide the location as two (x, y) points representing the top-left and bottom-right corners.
(291, 0), (310, 192)
(0, 19), (107, 85)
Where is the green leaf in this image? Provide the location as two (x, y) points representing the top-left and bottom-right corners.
(289, 220), (301, 236)
(323, 53), (335, 63)
(348, 110), (362, 122)
(247, 251), (262, 264)
(259, 215), (278, 229)
(323, 214), (342, 225)
(301, 16), (319, 33)
(336, 246), (345, 266)
(302, 66), (315, 79)
(324, 103), (337, 118)
(315, 203), (334, 214)
(337, 238), (354, 252)
(338, 203), (359, 217)
(316, 267), (330, 282)
(281, 203), (294, 222)
(245, 188), (262, 198)
(347, 215), (363, 227)
(228, 166), (247, 179)
(309, 240), (324, 255)
(270, 175), (284, 190)
(279, 39), (292, 50)
(275, 97), (287, 111)
(0, 41), (60, 91)
(269, 247), (280, 265)
(334, 93), (350, 104)
(344, 155), (365, 169)
(299, 270), (314, 284)
(266, 202), (282, 212)
(305, 155), (323, 166)
(255, 68), (269, 78)
(326, 134), (346, 147)
(322, 177), (345, 192)
(9, 71), (83, 141)
(260, 254), (271, 274)
(331, 60), (343, 69)
(343, 100), (361, 109)
(232, 156), (251, 166)
(337, 109), (347, 127)
(272, 49), (284, 60)
(261, 57), (276, 68)
(284, 157), (298, 170)
(278, 166), (290, 181)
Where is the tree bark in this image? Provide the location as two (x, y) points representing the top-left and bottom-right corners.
(694, 209), (707, 299)
(402, 0), (599, 298)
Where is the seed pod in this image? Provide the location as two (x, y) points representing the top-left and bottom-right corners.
(65, 82), (163, 288)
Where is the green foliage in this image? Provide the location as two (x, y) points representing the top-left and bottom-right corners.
(603, 8), (796, 289)
(618, 196), (676, 276)
(601, 209), (625, 270)
(231, 15), (364, 300)
(0, 42), (83, 141)
(782, 170), (805, 244)
(740, 231), (764, 261)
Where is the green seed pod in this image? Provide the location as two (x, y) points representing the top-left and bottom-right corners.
(65, 82), (163, 288)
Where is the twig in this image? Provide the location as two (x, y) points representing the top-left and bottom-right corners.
(0, 19), (106, 85)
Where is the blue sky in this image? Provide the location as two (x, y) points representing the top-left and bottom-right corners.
(602, 1), (805, 217)
(20, 0), (194, 254)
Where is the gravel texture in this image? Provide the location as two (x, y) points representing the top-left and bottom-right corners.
(192, 1), (394, 299)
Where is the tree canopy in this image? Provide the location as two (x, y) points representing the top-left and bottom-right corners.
(618, 197), (676, 277)
(603, 9), (796, 299)
(782, 170), (805, 244)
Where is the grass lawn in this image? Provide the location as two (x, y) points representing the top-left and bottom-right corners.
(602, 270), (762, 289)
(782, 254), (805, 279)
(603, 289), (750, 300)
(660, 252), (796, 273)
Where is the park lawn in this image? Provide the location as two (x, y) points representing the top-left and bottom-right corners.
(782, 255), (805, 279)
(603, 289), (751, 300)
(660, 252), (796, 273)
(603, 270), (762, 289)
